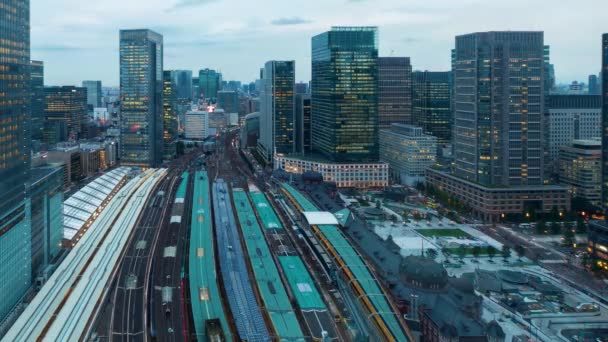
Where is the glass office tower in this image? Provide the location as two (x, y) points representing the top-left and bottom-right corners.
(171, 70), (192, 101)
(199, 68), (221, 101)
(44, 86), (88, 141)
(82, 80), (102, 110)
(259, 61), (295, 160)
(119, 29), (163, 167)
(602, 34), (608, 207)
(311, 26), (379, 162)
(0, 0), (32, 324)
(31, 60), (44, 141)
(163, 71), (177, 161)
(412, 71), (452, 145)
(454, 31), (545, 187)
(378, 57), (412, 129)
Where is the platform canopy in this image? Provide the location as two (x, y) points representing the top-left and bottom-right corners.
(302, 211), (339, 226)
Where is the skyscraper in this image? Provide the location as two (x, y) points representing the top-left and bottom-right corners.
(589, 74), (600, 95)
(199, 68), (221, 101)
(171, 70), (192, 100)
(217, 90), (239, 113)
(44, 86), (88, 141)
(163, 71), (177, 161)
(311, 26), (379, 162)
(119, 29), (163, 167)
(295, 94), (312, 153)
(454, 31), (545, 186)
(0, 0), (32, 323)
(192, 77), (200, 99)
(378, 57), (412, 129)
(258, 61), (295, 160)
(412, 71), (452, 145)
(31, 60), (44, 141)
(82, 80), (102, 110)
(602, 33), (608, 207)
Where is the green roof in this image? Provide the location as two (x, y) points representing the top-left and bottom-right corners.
(175, 171), (189, 199)
(278, 256), (326, 310)
(249, 191), (283, 230)
(189, 171), (231, 340)
(281, 183), (410, 341)
(232, 189), (305, 341)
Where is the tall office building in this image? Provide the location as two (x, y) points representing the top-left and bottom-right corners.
(295, 94), (312, 153)
(163, 71), (177, 161)
(295, 82), (308, 94)
(258, 61), (295, 160)
(0, 0), (32, 324)
(31, 60), (44, 141)
(44, 86), (88, 141)
(82, 80), (102, 110)
(589, 74), (600, 95)
(217, 90), (239, 113)
(311, 26), (379, 162)
(412, 71), (452, 145)
(378, 57), (412, 129)
(171, 70), (192, 100)
(602, 34), (608, 207)
(192, 77), (200, 100)
(544, 45), (555, 94)
(119, 29), (163, 167)
(454, 31), (545, 187)
(199, 68), (221, 100)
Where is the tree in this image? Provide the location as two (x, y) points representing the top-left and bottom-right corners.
(442, 247), (451, 262)
(515, 245), (526, 260)
(550, 221), (562, 235)
(502, 246), (512, 262)
(375, 199), (382, 209)
(563, 228), (575, 247)
(457, 245), (467, 261)
(471, 246), (481, 261)
(576, 219), (587, 234)
(426, 248), (438, 260)
(487, 246), (497, 262)
(535, 221), (546, 235)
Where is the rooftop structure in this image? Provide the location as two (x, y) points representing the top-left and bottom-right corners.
(302, 212), (340, 226)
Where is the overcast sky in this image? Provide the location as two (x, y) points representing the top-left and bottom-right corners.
(33, 0), (606, 87)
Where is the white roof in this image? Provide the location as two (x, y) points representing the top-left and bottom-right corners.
(302, 211), (339, 226)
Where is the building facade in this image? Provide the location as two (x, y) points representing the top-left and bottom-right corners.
(31, 60), (44, 141)
(82, 80), (102, 109)
(199, 68), (221, 100)
(240, 112), (261, 148)
(171, 70), (192, 100)
(258, 60), (295, 161)
(0, 0), (32, 324)
(380, 124), (437, 186)
(453, 31), (545, 187)
(546, 95), (601, 160)
(412, 71), (452, 145)
(311, 27), (379, 162)
(184, 110), (209, 140)
(378, 57), (412, 129)
(603, 33), (608, 207)
(558, 140), (601, 206)
(44, 86), (88, 141)
(588, 221), (608, 272)
(589, 74), (599, 95)
(295, 94), (312, 153)
(163, 71), (177, 161)
(217, 90), (239, 114)
(274, 155), (389, 188)
(119, 29), (163, 167)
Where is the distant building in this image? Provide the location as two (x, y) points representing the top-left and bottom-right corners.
(184, 110), (209, 140)
(312, 27), (379, 162)
(240, 112), (261, 148)
(258, 60), (295, 161)
(589, 74), (600, 95)
(568, 81), (585, 94)
(412, 71), (451, 145)
(44, 86), (88, 141)
(119, 29), (164, 167)
(82, 80), (102, 110)
(31, 60), (45, 141)
(295, 82), (308, 94)
(380, 124), (437, 186)
(199, 68), (221, 100)
(378, 57), (412, 129)
(171, 70), (192, 100)
(47, 143), (83, 185)
(163, 71), (177, 161)
(217, 90), (239, 114)
(546, 95), (601, 160)
(29, 166), (64, 282)
(558, 140), (601, 206)
(295, 94), (312, 153)
(274, 154), (389, 188)
(192, 77), (200, 100)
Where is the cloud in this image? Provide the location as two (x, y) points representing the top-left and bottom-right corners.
(168, 0), (217, 11)
(271, 17), (312, 26)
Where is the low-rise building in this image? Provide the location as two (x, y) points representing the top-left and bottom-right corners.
(426, 169), (570, 222)
(558, 139), (601, 206)
(240, 112), (260, 148)
(380, 124), (437, 186)
(588, 221), (608, 272)
(274, 154), (389, 188)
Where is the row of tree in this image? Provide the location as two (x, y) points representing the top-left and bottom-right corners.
(425, 244), (526, 262)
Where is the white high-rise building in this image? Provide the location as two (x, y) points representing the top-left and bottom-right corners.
(184, 110), (209, 140)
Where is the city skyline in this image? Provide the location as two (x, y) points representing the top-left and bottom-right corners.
(33, 0), (605, 85)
